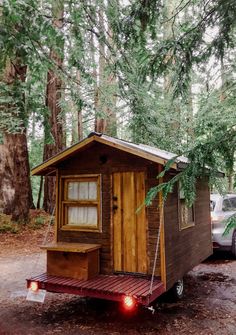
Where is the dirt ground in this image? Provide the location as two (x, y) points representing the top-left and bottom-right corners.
(0, 226), (235, 335)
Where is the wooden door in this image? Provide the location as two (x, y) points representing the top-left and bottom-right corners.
(113, 172), (147, 273)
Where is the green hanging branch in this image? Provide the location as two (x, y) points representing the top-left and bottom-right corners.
(223, 215), (236, 236)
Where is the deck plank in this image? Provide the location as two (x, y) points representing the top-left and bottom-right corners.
(27, 273), (164, 305)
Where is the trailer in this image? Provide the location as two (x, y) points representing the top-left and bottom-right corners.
(27, 132), (212, 309)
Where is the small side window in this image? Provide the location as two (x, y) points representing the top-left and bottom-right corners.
(222, 197), (236, 212)
(178, 183), (195, 230)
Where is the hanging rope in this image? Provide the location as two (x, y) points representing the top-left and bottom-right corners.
(149, 199), (164, 296)
(42, 206), (55, 246)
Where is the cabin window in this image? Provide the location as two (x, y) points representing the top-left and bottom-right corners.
(178, 183), (195, 230)
(61, 175), (101, 231)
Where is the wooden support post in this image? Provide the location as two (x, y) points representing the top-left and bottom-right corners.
(55, 169), (59, 242)
(158, 165), (166, 289)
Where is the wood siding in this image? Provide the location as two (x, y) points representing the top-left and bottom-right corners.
(113, 172), (147, 273)
(164, 176), (212, 290)
(55, 140), (211, 286)
(56, 142), (162, 275)
(146, 166), (161, 277)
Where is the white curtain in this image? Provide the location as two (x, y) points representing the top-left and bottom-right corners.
(68, 181), (97, 200)
(68, 206), (98, 227)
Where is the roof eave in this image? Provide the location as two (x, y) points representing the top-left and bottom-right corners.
(31, 136), (96, 176)
(31, 134), (179, 176)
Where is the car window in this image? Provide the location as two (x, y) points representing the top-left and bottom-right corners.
(222, 197), (236, 211)
(210, 200), (215, 211)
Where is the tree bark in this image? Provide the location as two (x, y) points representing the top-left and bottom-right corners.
(94, 4), (106, 133)
(94, 0), (117, 136)
(37, 176), (43, 209)
(1, 59), (34, 222)
(43, 56), (64, 213)
(228, 173), (234, 194)
(0, 144), (14, 213)
(71, 71), (83, 144)
(220, 55), (235, 192)
(4, 132), (33, 221)
(43, 1), (64, 214)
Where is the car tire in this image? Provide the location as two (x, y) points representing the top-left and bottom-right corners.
(232, 230), (236, 257)
(169, 279), (184, 301)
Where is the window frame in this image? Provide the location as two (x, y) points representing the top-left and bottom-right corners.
(60, 174), (102, 232)
(222, 197), (236, 212)
(178, 183), (195, 231)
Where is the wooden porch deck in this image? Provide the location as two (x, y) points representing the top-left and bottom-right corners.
(27, 273), (165, 306)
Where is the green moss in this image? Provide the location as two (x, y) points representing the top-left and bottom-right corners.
(29, 215), (45, 229)
(0, 223), (19, 233)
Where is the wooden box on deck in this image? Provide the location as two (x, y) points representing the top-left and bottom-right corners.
(41, 243), (101, 280)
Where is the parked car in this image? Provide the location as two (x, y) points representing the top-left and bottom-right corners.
(211, 194), (236, 256)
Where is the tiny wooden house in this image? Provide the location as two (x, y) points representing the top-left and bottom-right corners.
(27, 133), (212, 306)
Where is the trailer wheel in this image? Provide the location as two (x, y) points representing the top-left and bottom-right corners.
(170, 279), (184, 301)
(232, 231), (236, 257)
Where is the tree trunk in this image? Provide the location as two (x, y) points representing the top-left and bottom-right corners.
(4, 132), (33, 221)
(78, 108), (83, 140)
(220, 55), (235, 192)
(37, 176), (43, 209)
(43, 1), (64, 214)
(220, 55), (226, 102)
(104, 26), (117, 137)
(94, 4), (106, 133)
(94, 0), (117, 136)
(163, 0), (179, 150)
(1, 59), (34, 222)
(71, 71), (83, 143)
(43, 54), (64, 213)
(228, 173), (234, 194)
(0, 144), (14, 213)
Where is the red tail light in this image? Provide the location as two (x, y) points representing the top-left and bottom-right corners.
(123, 295), (135, 310)
(29, 281), (39, 292)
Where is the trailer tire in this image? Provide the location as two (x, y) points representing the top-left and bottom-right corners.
(170, 279), (184, 301)
(232, 231), (236, 257)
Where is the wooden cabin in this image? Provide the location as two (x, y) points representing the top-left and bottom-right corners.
(27, 133), (212, 306)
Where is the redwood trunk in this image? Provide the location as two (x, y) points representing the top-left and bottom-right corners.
(1, 60), (34, 222)
(43, 59), (64, 213)
(0, 144), (14, 213)
(94, 2), (117, 135)
(43, 3), (64, 214)
(78, 109), (83, 140)
(3, 133), (33, 221)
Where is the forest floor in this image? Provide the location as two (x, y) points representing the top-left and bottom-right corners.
(0, 211), (236, 335)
